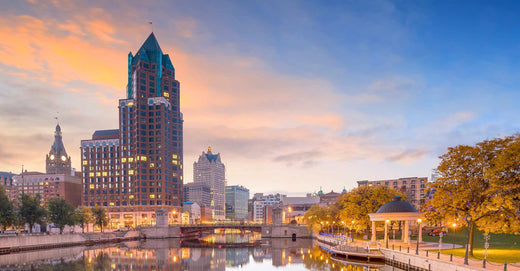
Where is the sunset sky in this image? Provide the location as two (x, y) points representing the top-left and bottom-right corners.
(2, 1), (520, 196)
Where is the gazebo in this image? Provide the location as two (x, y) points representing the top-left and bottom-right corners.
(368, 196), (423, 245)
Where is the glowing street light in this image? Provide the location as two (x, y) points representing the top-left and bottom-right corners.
(385, 220), (390, 248)
(416, 218), (422, 255)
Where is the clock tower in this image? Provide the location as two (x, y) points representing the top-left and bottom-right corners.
(46, 124), (71, 175)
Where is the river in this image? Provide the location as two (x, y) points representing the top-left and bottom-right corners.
(0, 237), (402, 270)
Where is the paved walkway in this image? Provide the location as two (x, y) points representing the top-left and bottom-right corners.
(322, 236), (520, 271)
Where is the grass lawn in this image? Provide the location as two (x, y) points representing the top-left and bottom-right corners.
(422, 229), (520, 263)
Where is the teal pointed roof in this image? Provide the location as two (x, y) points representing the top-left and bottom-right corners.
(132, 33), (163, 66)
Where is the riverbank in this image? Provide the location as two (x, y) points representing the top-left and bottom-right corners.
(0, 231), (140, 255)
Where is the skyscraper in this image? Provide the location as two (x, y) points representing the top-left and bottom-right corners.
(81, 33), (184, 228)
(193, 147), (225, 220)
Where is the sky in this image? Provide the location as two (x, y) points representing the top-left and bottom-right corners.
(2, 0), (520, 196)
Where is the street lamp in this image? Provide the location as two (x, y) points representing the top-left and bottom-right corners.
(385, 220), (390, 249)
(351, 220), (355, 240)
(416, 218), (422, 255)
(451, 223), (457, 250)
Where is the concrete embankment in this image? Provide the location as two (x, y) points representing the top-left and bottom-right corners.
(0, 231), (140, 255)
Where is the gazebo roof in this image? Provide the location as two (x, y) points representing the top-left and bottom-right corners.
(376, 196), (417, 213)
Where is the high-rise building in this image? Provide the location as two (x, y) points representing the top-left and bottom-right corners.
(357, 177), (428, 210)
(7, 124), (81, 207)
(81, 33), (184, 228)
(193, 147), (225, 220)
(225, 185), (249, 221)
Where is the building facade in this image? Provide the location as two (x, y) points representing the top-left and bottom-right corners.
(225, 185), (249, 221)
(251, 193), (285, 223)
(183, 182), (211, 208)
(357, 176), (428, 210)
(81, 33), (184, 228)
(193, 147), (225, 220)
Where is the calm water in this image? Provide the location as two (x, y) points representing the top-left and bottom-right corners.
(0, 238), (401, 270)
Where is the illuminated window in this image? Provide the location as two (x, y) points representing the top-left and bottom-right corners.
(172, 160), (178, 165)
(150, 195), (155, 199)
(89, 184), (95, 189)
(172, 154), (177, 159)
(109, 202), (115, 206)
(142, 156), (147, 161)
(83, 161), (88, 165)
(129, 170), (134, 175)
(150, 163), (155, 168)
(163, 92), (169, 97)
(122, 158), (127, 162)
(89, 173), (94, 177)
(102, 172), (108, 176)
(129, 158), (134, 162)
(96, 172), (101, 176)
(129, 195), (134, 199)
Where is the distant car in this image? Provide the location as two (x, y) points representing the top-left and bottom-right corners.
(428, 227), (447, 236)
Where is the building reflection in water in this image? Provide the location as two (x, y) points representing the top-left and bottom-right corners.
(0, 238), (391, 270)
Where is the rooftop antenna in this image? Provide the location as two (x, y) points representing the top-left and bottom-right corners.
(55, 112), (59, 124)
(148, 21), (153, 33)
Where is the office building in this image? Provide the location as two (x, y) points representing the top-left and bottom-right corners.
(81, 33), (184, 227)
(184, 182), (211, 207)
(193, 147), (225, 220)
(225, 185), (249, 221)
(251, 193), (285, 223)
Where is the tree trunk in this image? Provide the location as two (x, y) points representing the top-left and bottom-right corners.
(468, 223), (475, 257)
(29, 223), (33, 234)
(59, 227), (63, 234)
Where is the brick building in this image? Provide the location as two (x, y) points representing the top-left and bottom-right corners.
(357, 176), (428, 210)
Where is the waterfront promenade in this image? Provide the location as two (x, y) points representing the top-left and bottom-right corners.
(317, 234), (520, 271)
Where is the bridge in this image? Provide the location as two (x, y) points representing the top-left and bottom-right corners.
(180, 224), (263, 235)
(140, 223), (313, 239)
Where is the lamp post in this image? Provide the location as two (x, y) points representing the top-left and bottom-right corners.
(351, 220), (355, 240)
(452, 223), (457, 250)
(385, 220), (390, 249)
(416, 218), (422, 255)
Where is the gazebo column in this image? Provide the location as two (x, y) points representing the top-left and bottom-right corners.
(384, 221), (388, 245)
(371, 220), (376, 242)
(404, 220), (409, 243)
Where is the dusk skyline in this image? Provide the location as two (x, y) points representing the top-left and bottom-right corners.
(2, 1), (520, 196)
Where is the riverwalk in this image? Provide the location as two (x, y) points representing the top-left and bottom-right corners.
(317, 234), (520, 271)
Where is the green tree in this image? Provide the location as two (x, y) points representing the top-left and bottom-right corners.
(73, 206), (93, 233)
(91, 205), (108, 232)
(336, 186), (404, 232)
(47, 198), (75, 234)
(0, 185), (15, 232)
(18, 193), (46, 233)
(424, 136), (519, 260)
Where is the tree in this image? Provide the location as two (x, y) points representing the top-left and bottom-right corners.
(18, 193), (46, 233)
(304, 205), (333, 233)
(47, 198), (75, 234)
(424, 136), (519, 260)
(91, 205), (108, 232)
(336, 186), (404, 232)
(0, 185), (15, 232)
(73, 206), (93, 233)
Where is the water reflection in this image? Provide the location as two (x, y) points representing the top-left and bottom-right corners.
(0, 239), (401, 270)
